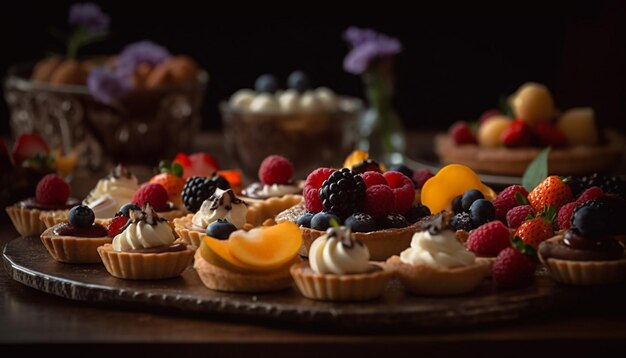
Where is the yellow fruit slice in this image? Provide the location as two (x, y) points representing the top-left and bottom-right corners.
(228, 222), (302, 268)
(421, 164), (493, 213)
(199, 236), (259, 273)
(343, 150), (369, 169)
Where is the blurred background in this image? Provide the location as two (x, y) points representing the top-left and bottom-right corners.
(1, 1), (625, 136)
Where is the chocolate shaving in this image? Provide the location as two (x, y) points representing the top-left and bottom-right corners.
(109, 164), (133, 179)
(326, 226), (362, 249)
(128, 203), (166, 226)
(421, 211), (448, 235)
(208, 189), (246, 211)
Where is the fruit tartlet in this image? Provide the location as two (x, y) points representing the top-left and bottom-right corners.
(193, 221), (302, 293)
(40, 205), (112, 263)
(174, 188), (248, 249)
(83, 164), (140, 219)
(291, 226), (392, 301)
(131, 182), (185, 221)
(6, 174), (79, 236)
(98, 203), (193, 280)
(386, 213), (489, 295)
(241, 155), (304, 226)
(538, 202), (626, 285)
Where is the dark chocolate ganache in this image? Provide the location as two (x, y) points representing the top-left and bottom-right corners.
(126, 243), (187, 254)
(53, 222), (108, 238)
(19, 197), (80, 211)
(539, 229), (624, 261)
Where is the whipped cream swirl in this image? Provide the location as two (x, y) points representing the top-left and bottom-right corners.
(112, 204), (175, 252)
(400, 229), (475, 269)
(84, 164), (139, 218)
(309, 226), (370, 275)
(192, 188), (248, 229)
(243, 181), (303, 199)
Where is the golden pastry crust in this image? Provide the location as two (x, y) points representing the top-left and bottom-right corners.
(386, 255), (489, 296)
(40, 226), (112, 263)
(173, 214), (204, 249)
(193, 250), (296, 293)
(435, 130), (624, 176)
(290, 262), (392, 301)
(5, 206), (49, 237)
(538, 236), (626, 285)
(245, 194), (303, 227)
(39, 210), (71, 228)
(98, 243), (194, 280)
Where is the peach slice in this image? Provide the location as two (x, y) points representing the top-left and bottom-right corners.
(229, 222), (302, 268)
(199, 236), (263, 274)
(343, 150), (369, 169)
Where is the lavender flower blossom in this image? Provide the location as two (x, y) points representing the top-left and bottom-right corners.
(116, 41), (171, 76)
(343, 27), (402, 75)
(87, 67), (129, 103)
(68, 3), (110, 34)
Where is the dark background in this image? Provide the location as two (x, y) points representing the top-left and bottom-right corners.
(1, 2), (625, 137)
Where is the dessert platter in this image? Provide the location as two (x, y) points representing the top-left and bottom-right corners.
(3, 133), (626, 330)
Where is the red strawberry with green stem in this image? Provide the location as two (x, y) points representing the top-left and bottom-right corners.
(527, 176), (573, 213)
(11, 134), (50, 165)
(514, 206), (556, 249)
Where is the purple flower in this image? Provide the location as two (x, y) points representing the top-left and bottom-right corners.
(87, 67), (129, 103)
(68, 3), (110, 34)
(116, 41), (171, 76)
(342, 27), (402, 75)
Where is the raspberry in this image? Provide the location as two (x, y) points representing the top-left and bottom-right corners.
(449, 121), (476, 145)
(107, 215), (129, 237)
(493, 185), (528, 223)
(383, 171), (414, 213)
(492, 247), (537, 289)
(364, 184), (395, 218)
(576, 186), (603, 204)
(319, 168), (366, 218)
(258, 155), (293, 185)
(35, 174), (70, 205)
(412, 169), (434, 189)
(303, 168), (334, 212)
(132, 183), (169, 212)
(466, 221), (511, 256)
(360, 171), (387, 188)
(506, 205), (534, 229)
(557, 201), (579, 230)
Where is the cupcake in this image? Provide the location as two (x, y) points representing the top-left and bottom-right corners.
(290, 226), (392, 301)
(386, 213), (489, 295)
(174, 188), (248, 249)
(83, 164), (139, 219)
(98, 203), (194, 280)
(6, 174), (79, 236)
(193, 221), (302, 293)
(40, 205), (112, 263)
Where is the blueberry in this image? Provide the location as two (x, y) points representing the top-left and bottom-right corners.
(287, 70), (310, 93)
(206, 219), (238, 240)
(452, 195), (463, 214)
(254, 74), (279, 93)
(310, 211), (340, 231)
(344, 212), (376, 232)
(571, 206), (608, 238)
(462, 189), (484, 212)
(451, 212), (473, 231)
(404, 204), (431, 223)
(69, 205), (95, 228)
(118, 203), (140, 218)
(468, 199), (495, 226)
(388, 164), (414, 179)
(381, 213), (409, 229)
(296, 212), (315, 228)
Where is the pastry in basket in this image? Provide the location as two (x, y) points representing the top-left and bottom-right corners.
(174, 188), (248, 249)
(291, 225), (392, 301)
(386, 213), (489, 295)
(98, 203), (193, 280)
(40, 205), (112, 263)
(435, 82), (624, 176)
(6, 174), (79, 236)
(193, 221), (301, 293)
(83, 164), (140, 219)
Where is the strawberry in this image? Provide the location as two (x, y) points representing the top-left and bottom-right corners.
(466, 221), (511, 256)
(107, 215), (129, 237)
(527, 176), (573, 213)
(492, 185), (528, 222)
(150, 161), (185, 204)
(534, 122), (567, 147)
(11, 134), (49, 165)
(449, 121), (476, 145)
(492, 246), (537, 289)
(514, 215), (554, 249)
(500, 119), (532, 147)
(174, 152), (219, 179)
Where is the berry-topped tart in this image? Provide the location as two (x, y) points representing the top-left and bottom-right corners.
(436, 82), (624, 176)
(40, 205), (112, 264)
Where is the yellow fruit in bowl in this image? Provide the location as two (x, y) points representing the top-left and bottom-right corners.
(557, 107), (598, 145)
(512, 82), (555, 125)
(477, 115), (512, 147)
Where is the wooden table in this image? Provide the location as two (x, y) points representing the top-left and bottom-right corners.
(2, 132), (626, 353)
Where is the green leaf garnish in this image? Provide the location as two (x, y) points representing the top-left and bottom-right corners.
(512, 236), (538, 258)
(522, 147), (551, 192)
(515, 192), (529, 206)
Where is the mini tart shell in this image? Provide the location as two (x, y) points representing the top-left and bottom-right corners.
(386, 255), (489, 296)
(6, 206), (49, 236)
(173, 214), (204, 249)
(290, 262), (392, 302)
(40, 225), (112, 264)
(97, 243), (194, 280)
(193, 250), (297, 293)
(245, 194), (303, 227)
(39, 210), (71, 229)
(538, 236), (626, 285)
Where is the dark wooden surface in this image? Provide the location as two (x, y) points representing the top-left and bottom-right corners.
(2, 132), (626, 353)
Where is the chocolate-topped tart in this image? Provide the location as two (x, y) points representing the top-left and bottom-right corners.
(98, 203), (194, 280)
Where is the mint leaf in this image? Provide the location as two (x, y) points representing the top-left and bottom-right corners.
(522, 147), (551, 192)
(515, 192), (529, 205)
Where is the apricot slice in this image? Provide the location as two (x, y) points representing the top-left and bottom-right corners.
(421, 164), (494, 213)
(200, 236), (278, 273)
(343, 150), (369, 169)
(229, 222), (302, 268)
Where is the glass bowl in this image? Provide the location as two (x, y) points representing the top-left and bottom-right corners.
(4, 62), (208, 170)
(220, 96), (363, 180)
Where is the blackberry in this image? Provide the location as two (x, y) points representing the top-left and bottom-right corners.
(579, 173), (625, 198)
(351, 159), (382, 174)
(451, 212), (474, 231)
(319, 168), (366, 218)
(182, 174), (231, 212)
(562, 176), (584, 197)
